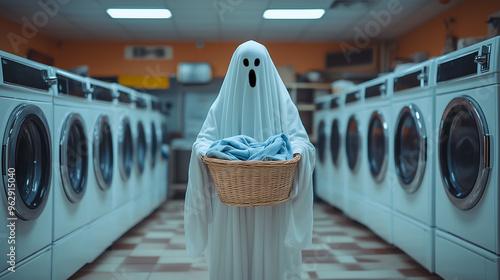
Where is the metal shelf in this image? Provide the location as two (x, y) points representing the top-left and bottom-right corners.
(286, 82), (332, 90)
(297, 104), (316, 111)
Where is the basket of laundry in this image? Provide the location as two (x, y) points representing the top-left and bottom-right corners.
(201, 134), (301, 207)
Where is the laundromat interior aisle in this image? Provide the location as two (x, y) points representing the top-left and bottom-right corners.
(1, 0), (500, 279)
(70, 199), (440, 280)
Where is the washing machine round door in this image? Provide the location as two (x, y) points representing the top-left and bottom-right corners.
(330, 118), (341, 167)
(136, 121), (147, 175)
(118, 117), (133, 180)
(150, 122), (158, 168)
(60, 113), (88, 203)
(439, 96), (491, 210)
(394, 104), (427, 193)
(317, 120), (326, 164)
(93, 115), (113, 190)
(367, 111), (388, 183)
(346, 115), (361, 173)
(161, 122), (167, 144)
(2, 104), (52, 220)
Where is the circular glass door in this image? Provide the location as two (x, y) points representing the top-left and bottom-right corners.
(367, 111), (388, 183)
(317, 120), (326, 164)
(118, 117), (133, 180)
(136, 121), (146, 175)
(2, 104), (52, 220)
(439, 96), (491, 210)
(150, 122), (158, 168)
(60, 113), (88, 203)
(160, 122), (166, 161)
(93, 115), (113, 190)
(394, 104), (427, 193)
(345, 115), (361, 173)
(330, 118), (341, 167)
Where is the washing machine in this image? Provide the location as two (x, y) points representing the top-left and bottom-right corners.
(328, 94), (345, 211)
(111, 83), (136, 237)
(391, 59), (436, 272)
(313, 95), (331, 203)
(158, 109), (169, 201)
(150, 95), (164, 208)
(140, 93), (156, 214)
(434, 36), (500, 280)
(86, 78), (115, 223)
(131, 91), (150, 221)
(51, 68), (93, 280)
(84, 77), (119, 263)
(360, 74), (394, 244)
(0, 51), (54, 279)
(342, 86), (366, 224)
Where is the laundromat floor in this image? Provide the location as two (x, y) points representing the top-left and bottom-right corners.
(70, 199), (441, 280)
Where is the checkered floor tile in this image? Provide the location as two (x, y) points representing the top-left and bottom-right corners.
(70, 199), (442, 280)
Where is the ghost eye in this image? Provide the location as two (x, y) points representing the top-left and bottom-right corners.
(254, 58), (260, 67)
(243, 58), (249, 67)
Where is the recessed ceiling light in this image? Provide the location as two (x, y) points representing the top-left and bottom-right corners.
(263, 9), (325, 19)
(106, 8), (172, 19)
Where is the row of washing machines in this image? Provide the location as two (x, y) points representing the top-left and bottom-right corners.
(314, 36), (499, 279)
(0, 50), (168, 279)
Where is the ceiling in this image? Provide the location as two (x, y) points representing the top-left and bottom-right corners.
(0, 0), (462, 42)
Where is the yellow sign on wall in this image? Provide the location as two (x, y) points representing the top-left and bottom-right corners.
(118, 75), (169, 89)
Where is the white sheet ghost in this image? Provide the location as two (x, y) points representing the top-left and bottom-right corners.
(184, 40), (316, 280)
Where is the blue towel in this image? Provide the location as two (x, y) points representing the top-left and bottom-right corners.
(206, 134), (293, 161)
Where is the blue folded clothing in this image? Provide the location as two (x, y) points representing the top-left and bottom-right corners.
(206, 133), (293, 161)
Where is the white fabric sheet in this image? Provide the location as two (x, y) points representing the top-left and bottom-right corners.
(184, 40), (316, 280)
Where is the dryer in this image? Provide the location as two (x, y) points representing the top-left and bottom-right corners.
(342, 86), (366, 224)
(313, 95), (331, 203)
(111, 83), (136, 237)
(51, 68), (92, 280)
(434, 36), (500, 280)
(391, 59), (436, 272)
(0, 51), (54, 279)
(84, 78), (118, 263)
(327, 94), (345, 211)
(360, 74), (393, 244)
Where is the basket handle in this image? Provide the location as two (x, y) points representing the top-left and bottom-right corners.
(202, 153), (301, 161)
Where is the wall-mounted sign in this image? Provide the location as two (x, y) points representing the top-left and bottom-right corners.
(124, 45), (173, 60)
(118, 75), (169, 89)
(177, 62), (212, 84)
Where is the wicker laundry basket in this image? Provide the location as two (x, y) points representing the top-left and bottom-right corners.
(202, 153), (301, 207)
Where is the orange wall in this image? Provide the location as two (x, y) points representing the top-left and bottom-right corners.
(396, 0), (500, 58)
(55, 41), (342, 78)
(0, 17), (59, 60)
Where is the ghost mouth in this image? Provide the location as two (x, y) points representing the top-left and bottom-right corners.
(249, 69), (256, 88)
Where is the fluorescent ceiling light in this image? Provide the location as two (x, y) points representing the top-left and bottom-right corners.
(107, 8), (172, 19)
(263, 9), (325, 19)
